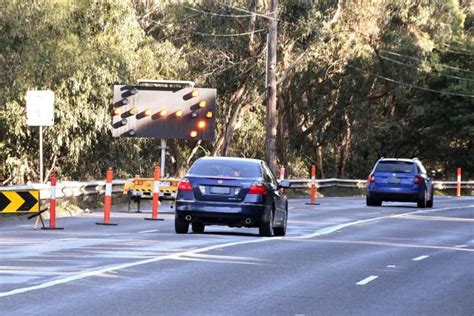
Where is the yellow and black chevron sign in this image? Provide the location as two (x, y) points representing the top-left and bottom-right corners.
(0, 191), (40, 213)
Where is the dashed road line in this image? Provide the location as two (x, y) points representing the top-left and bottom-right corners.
(138, 230), (158, 234)
(412, 255), (429, 261)
(387, 265), (397, 268)
(455, 245), (468, 248)
(356, 275), (379, 285)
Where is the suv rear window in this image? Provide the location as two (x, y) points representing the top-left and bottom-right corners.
(188, 159), (262, 178)
(375, 161), (417, 173)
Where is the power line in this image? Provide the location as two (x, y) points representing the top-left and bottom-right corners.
(221, 2), (278, 21)
(378, 54), (474, 83)
(379, 49), (474, 75)
(190, 28), (266, 37)
(180, 4), (255, 18)
(348, 65), (474, 98)
(441, 48), (474, 56)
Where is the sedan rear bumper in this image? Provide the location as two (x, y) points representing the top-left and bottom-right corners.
(175, 200), (271, 227)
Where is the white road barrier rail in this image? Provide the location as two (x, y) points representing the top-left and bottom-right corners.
(0, 179), (472, 201)
(287, 178), (474, 190)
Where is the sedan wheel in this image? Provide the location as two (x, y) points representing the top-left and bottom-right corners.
(175, 215), (189, 234)
(273, 207), (287, 237)
(259, 210), (273, 237)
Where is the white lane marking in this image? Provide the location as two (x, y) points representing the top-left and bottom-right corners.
(455, 245), (467, 248)
(1, 204), (472, 298)
(356, 275), (379, 285)
(56, 238), (79, 242)
(412, 255), (429, 261)
(138, 230), (158, 234)
(0, 238), (269, 298)
(387, 265), (397, 268)
(293, 204), (474, 240)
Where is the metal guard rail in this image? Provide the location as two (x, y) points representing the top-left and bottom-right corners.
(288, 179), (474, 190)
(0, 179), (472, 201)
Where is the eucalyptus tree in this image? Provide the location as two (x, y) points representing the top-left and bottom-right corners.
(0, 0), (186, 183)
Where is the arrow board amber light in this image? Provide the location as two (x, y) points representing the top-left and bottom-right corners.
(160, 110), (167, 118)
(190, 131), (198, 138)
(191, 90), (199, 97)
(206, 111), (213, 118)
(175, 110), (183, 117)
(197, 120), (206, 129)
(199, 100), (206, 108)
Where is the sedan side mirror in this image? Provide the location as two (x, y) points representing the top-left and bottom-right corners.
(430, 170), (436, 178)
(278, 180), (291, 189)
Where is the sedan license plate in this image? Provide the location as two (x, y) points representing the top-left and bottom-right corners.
(387, 177), (400, 184)
(210, 186), (230, 195)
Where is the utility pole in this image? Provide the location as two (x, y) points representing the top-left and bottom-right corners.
(265, 0), (278, 173)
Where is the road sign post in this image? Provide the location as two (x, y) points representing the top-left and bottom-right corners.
(26, 90), (55, 183)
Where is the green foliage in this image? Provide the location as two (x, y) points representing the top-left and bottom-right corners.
(0, 0), (187, 183)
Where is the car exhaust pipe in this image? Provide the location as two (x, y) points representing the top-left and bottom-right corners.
(245, 218), (252, 225)
(185, 215), (192, 221)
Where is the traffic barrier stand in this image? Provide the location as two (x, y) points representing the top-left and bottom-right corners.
(306, 165), (320, 205)
(456, 167), (462, 197)
(28, 208), (48, 230)
(42, 172), (64, 230)
(145, 166), (164, 221)
(96, 167), (117, 226)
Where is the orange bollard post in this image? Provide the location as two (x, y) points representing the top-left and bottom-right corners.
(145, 166), (164, 221)
(96, 167), (117, 226)
(306, 165), (319, 205)
(456, 167), (462, 197)
(279, 166), (285, 193)
(42, 172), (63, 230)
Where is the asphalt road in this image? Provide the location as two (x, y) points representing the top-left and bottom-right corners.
(1, 196), (473, 315)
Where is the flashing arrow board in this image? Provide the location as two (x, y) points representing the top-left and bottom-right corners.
(0, 191), (40, 213)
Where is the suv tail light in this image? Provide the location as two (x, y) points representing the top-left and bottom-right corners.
(248, 182), (267, 195)
(367, 175), (375, 183)
(177, 179), (192, 191)
(414, 176), (423, 185)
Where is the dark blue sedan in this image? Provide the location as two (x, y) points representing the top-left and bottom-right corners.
(174, 157), (291, 236)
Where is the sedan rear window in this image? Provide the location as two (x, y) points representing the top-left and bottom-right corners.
(375, 161), (417, 173)
(188, 160), (262, 178)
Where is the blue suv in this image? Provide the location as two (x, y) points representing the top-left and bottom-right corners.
(366, 158), (434, 208)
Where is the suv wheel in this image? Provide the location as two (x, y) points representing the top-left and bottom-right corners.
(426, 191), (434, 208)
(175, 215), (189, 234)
(366, 195), (382, 207)
(192, 222), (205, 234)
(417, 190), (428, 208)
(259, 210), (273, 237)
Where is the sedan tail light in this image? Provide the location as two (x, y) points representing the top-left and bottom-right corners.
(177, 179), (192, 191)
(414, 176), (424, 185)
(248, 182), (267, 195)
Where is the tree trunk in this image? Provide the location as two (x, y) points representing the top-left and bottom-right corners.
(265, 0), (278, 174)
